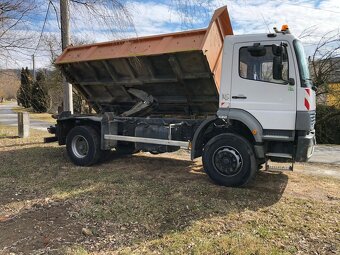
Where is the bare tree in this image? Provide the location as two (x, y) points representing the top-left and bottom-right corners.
(0, 0), (36, 65)
(69, 0), (132, 28)
(39, 33), (98, 113)
(0, 0), (134, 67)
(170, 0), (212, 28)
(47, 0), (134, 41)
(42, 33), (61, 64)
(304, 30), (340, 144)
(309, 30), (340, 102)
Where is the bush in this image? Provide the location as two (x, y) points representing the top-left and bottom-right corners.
(315, 104), (340, 144)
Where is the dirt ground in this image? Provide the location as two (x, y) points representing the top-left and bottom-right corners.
(0, 126), (339, 255)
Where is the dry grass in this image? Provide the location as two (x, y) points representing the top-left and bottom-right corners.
(12, 105), (55, 123)
(0, 126), (339, 255)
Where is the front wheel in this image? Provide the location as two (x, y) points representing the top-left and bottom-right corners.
(202, 133), (257, 187)
(66, 126), (102, 166)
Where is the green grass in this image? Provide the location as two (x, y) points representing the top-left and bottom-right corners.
(12, 105), (56, 123)
(0, 125), (339, 254)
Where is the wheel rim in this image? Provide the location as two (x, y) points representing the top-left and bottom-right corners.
(212, 146), (243, 176)
(71, 135), (89, 159)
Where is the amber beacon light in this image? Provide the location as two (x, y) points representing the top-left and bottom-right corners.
(281, 24), (289, 31)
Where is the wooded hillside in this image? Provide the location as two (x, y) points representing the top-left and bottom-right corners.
(0, 69), (20, 100)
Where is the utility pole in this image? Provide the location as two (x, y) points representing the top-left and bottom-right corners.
(32, 54), (36, 81)
(60, 0), (73, 113)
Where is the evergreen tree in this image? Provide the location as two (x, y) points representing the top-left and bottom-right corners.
(16, 69), (23, 106)
(17, 67), (32, 108)
(31, 70), (49, 113)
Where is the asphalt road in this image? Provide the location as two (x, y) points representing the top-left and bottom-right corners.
(309, 145), (340, 165)
(0, 102), (53, 131)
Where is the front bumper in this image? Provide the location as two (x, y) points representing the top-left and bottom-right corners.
(44, 125), (58, 143)
(295, 131), (316, 162)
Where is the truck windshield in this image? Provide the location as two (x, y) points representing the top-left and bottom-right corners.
(294, 40), (312, 88)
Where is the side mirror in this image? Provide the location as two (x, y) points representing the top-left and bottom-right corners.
(248, 44), (266, 57)
(273, 56), (283, 80)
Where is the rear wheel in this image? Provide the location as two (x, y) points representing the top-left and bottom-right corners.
(66, 126), (102, 166)
(202, 133), (256, 187)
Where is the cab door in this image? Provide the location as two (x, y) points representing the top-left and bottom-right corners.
(230, 41), (297, 130)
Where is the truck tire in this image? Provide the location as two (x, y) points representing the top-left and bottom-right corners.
(66, 126), (102, 166)
(202, 133), (257, 187)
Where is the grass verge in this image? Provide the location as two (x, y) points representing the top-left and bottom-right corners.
(12, 105), (55, 123)
(0, 125), (339, 254)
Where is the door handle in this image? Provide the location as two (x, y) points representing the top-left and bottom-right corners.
(232, 95), (247, 99)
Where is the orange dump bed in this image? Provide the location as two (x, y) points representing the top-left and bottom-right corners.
(55, 6), (233, 116)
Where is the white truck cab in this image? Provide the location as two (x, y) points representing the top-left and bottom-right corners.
(218, 27), (316, 163)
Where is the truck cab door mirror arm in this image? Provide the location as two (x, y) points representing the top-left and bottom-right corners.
(288, 78), (295, 85)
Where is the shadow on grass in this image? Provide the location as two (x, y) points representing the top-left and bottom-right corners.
(0, 146), (288, 253)
(0, 135), (18, 140)
(0, 141), (45, 148)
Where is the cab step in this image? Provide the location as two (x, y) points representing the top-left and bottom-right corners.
(265, 163), (294, 171)
(265, 153), (294, 171)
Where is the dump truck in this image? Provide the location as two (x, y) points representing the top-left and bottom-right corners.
(48, 6), (316, 187)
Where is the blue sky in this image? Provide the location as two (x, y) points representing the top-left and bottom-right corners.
(5, 0), (340, 68)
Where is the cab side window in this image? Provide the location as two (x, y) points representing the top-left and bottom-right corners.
(239, 45), (288, 84)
